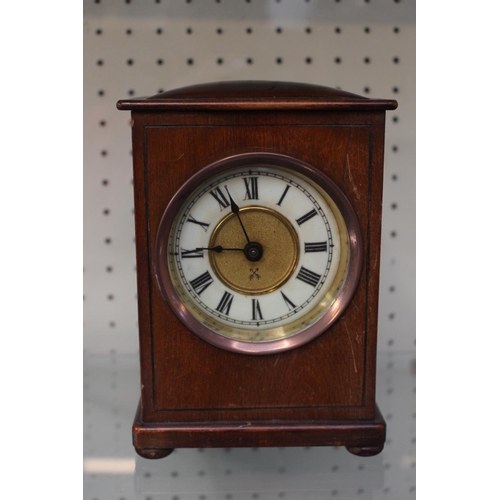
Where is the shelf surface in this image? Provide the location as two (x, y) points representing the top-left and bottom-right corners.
(83, 352), (415, 500)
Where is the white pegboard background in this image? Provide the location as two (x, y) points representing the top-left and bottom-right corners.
(83, 0), (415, 355)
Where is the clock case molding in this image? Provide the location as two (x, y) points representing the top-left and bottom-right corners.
(117, 81), (397, 458)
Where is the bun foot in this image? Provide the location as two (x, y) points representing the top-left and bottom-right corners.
(346, 444), (384, 457)
(135, 447), (174, 459)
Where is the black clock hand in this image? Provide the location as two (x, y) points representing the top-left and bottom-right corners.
(195, 246), (245, 253)
(224, 185), (251, 244)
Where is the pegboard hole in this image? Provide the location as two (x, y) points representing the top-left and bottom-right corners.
(335, 57), (342, 64)
(156, 28), (163, 35)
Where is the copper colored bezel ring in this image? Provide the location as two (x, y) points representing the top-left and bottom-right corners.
(154, 153), (363, 355)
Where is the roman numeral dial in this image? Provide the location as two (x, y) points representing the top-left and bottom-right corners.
(165, 163), (350, 348)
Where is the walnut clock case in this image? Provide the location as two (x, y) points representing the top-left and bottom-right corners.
(117, 81), (397, 459)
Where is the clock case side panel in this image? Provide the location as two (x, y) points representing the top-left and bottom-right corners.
(361, 113), (386, 413)
(130, 112), (156, 418)
(132, 110), (387, 424)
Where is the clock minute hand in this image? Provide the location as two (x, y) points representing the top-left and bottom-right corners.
(224, 185), (251, 244)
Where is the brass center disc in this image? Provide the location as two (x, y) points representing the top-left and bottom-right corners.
(209, 206), (300, 295)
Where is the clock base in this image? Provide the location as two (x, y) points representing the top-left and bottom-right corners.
(132, 402), (386, 458)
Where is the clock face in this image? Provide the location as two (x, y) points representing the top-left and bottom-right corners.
(155, 154), (362, 354)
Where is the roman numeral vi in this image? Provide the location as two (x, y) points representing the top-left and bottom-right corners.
(252, 299), (263, 321)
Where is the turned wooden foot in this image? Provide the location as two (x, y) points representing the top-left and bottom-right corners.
(135, 447), (175, 459)
(346, 444), (384, 457)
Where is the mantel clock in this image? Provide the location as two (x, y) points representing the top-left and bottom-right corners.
(117, 81), (397, 458)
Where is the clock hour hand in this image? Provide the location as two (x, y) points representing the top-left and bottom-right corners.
(195, 246), (245, 253)
(224, 185), (251, 244)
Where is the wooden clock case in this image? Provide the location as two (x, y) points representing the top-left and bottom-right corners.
(117, 81), (397, 458)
